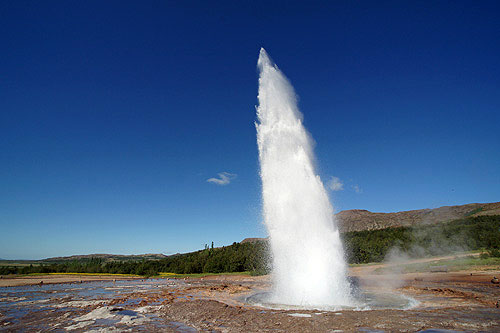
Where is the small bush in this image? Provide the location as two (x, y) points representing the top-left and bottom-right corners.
(488, 248), (500, 257)
(480, 252), (490, 259)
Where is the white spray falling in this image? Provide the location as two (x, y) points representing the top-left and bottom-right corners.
(256, 48), (352, 307)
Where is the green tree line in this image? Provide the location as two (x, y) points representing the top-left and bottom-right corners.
(343, 214), (500, 263)
(1, 215), (499, 276)
(0, 240), (270, 276)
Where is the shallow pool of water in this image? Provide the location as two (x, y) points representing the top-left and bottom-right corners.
(0, 278), (186, 330)
(245, 290), (418, 311)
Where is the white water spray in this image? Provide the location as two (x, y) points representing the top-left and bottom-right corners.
(256, 48), (352, 307)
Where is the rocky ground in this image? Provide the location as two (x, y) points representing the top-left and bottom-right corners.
(1, 267), (499, 332)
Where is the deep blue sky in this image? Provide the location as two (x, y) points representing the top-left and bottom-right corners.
(1, 1), (499, 259)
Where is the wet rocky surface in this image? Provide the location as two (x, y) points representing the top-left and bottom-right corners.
(0, 271), (499, 332)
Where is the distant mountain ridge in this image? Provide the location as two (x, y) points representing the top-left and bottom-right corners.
(42, 253), (168, 262)
(336, 201), (500, 232)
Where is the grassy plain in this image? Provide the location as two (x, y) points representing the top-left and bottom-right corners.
(371, 254), (500, 274)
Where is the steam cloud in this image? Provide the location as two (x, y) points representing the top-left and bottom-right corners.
(328, 176), (344, 191)
(352, 184), (363, 193)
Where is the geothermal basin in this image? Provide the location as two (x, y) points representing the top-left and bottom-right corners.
(244, 287), (418, 311)
(1, 259), (499, 331)
(2, 50), (498, 331)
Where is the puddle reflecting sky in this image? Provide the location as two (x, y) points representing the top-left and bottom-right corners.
(0, 278), (190, 331)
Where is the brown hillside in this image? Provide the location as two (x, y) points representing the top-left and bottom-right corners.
(336, 201), (500, 232)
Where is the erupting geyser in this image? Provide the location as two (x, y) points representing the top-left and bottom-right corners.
(256, 48), (352, 308)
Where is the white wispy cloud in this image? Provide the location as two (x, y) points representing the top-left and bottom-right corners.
(207, 172), (237, 186)
(352, 184), (363, 193)
(327, 176), (344, 191)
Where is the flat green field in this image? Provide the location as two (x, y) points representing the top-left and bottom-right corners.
(374, 255), (500, 274)
(0, 260), (40, 267)
(158, 271), (252, 278)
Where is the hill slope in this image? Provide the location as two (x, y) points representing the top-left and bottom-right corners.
(42, 253), (167, 262)
(336, 201), (500, 232)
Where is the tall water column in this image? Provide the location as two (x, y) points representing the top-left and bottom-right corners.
(256, 48), (351, 307)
